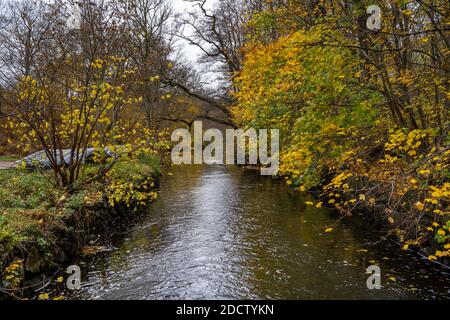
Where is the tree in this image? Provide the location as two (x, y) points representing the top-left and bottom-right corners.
(232, 0), (449, 260)
(0, 0), (154, 189)
(112, 0), (176, 131)
(163, 0), (263, 128)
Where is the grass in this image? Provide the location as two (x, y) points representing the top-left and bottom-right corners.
(0, 169), (57, 258)
(0, 154), (161, 274)
(0, 156), (18, 162)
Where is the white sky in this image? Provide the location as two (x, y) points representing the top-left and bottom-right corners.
(171, 0), (215, 64)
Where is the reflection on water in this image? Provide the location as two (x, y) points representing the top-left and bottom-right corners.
(71, 165), (450, 300)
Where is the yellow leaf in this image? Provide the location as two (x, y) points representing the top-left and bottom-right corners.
(38, 293), (49, 300)
(388, 217), (395, 224)
(325, 228), (334, 233)
(415, 202), (425, 211)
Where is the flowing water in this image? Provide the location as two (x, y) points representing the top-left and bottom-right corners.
(70, 165), (450, 300)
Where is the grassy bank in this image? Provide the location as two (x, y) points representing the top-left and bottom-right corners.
(0, 155), (161, 298)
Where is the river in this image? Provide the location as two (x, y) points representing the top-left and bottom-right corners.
(70, 165), (450, 300)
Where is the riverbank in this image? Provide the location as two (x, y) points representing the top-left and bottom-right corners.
(290, 153), (450, 268)
(0, 156), (161, 299)
(244, 162), (449, 269)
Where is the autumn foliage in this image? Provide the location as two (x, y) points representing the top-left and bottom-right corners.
(232, 1), (449, 260)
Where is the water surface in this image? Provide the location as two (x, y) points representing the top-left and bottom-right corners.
(71, 165), (450, 300)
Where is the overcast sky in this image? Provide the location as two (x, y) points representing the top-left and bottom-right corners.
(170, 0), (218, 85)
(171, 0), (215, 61)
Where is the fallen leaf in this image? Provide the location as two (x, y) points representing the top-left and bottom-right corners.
(38, 293), (49, 300)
